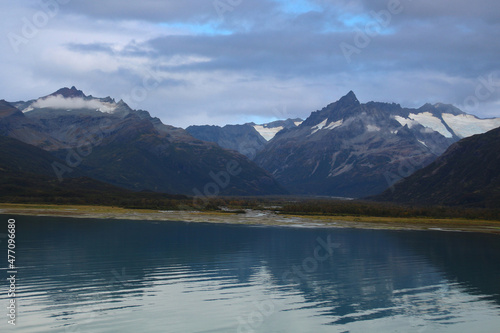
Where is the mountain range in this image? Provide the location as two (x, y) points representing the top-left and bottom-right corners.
(254, 91), (500, 198)
(1, 87), (499, 205)
(1, 87), (285, 196)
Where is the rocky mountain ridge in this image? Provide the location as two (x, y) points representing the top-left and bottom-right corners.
(254, 91), (500, 198)
(1, 88), (286, 196)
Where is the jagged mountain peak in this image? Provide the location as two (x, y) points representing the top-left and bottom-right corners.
(417, 102), (465, 117)
(296, 91), (500, 141)
(337, 90), (360, 106)
(1, 89), (286, 196)
(19, 87), (130, 115)
(50, 86), (86, 99)
(254, 92), (500, 198)
(432, 103), (466, 116)
(302, 91), (362, 127)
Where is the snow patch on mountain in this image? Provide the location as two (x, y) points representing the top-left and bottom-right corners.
(409, 112), (453, 138)
(366, 124), (381, 132)
(310, 119), (328, 135)
(24, 95), (118, 114)
(329, 163), (354, 178)
(394, 113), (453, 138)
(442, 113), (500, 138)
(253, 125), (284, 141)
(393, 116), (417, 128)
(395, 111), (500, 139)
(418, 140), (427, 147)
(294, 120), (303, 126)
(325, 119), (343, 130)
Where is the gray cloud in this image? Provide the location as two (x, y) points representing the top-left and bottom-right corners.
(61, 0), (281, 27)
(1, 0), (499, 128)
(62, 0), (218, 23)
(66, 42), (116, 54)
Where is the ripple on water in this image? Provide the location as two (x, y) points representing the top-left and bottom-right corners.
(1, 215), (499, 332)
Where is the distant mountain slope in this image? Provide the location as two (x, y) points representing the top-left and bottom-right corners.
(0, 100), (63, 150)
(186, 124), (267, 159)
(252, 118), (303, 141)
(0, 135), (121, 198)
(0, 135), (189, 206)
(3, 87), (286, 196)
(0, 135), (74, 177)
(372, 127), (500, 208)
(254, 91), (500, 198)
(186, 118), (302, 159)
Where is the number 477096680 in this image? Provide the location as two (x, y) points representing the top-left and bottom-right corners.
(7, 219), (16, 269)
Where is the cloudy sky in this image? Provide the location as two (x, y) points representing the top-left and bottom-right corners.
(2, 0), (500, 127)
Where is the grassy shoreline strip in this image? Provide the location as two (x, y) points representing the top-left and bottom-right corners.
(1, 203), (500, 234)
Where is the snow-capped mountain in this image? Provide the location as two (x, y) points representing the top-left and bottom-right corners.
(1, 87), (286, 196)
(186, 118), (302, 159)
(252, 118), (303, 141)
(254, 91), (500, 198)
(13, 86), (132, 116)
(392, 103), (500, 140)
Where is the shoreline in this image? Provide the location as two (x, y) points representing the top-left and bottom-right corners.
(1, 203), (500, 234)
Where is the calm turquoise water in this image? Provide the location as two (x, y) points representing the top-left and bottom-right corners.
(1, 215), (500, 332)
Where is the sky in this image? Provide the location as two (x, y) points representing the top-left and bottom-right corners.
(2, 0), (500, 128)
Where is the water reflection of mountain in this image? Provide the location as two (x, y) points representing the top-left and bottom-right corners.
(387, 230), (500, 304)
(10, 215), (500, 327)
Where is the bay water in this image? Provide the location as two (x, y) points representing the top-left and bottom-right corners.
(1, 215), (499, 332)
